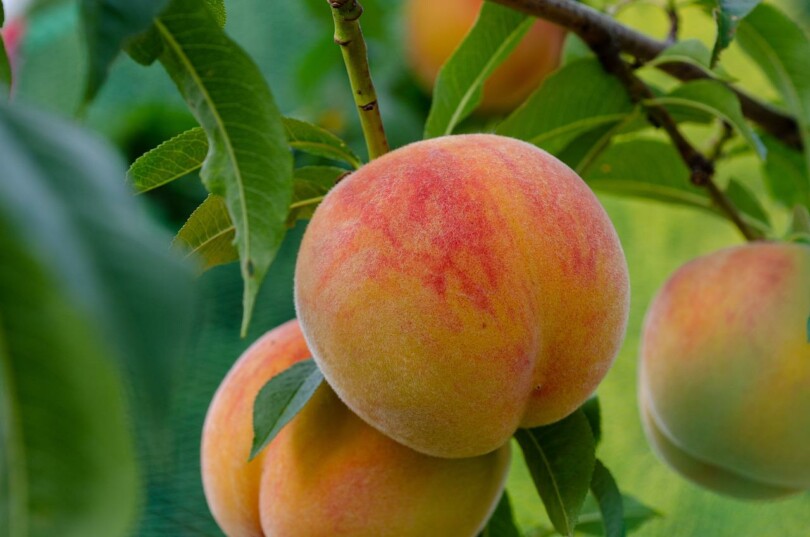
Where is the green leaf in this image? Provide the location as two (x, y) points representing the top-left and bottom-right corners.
(790, 205), (810, 234)
(585, 140), (769, 233)
(584, 139), (710, 210)
(129, 118), (356, 195)
(294, 34), (341, 100)
(645, 80), (766, 158)
(174, 194), (237, 269)
(0, 99), (195, 454)
(497, 59), (634, 153)
(650, 39), (712, 70)
(80, 0), (168, 101)
(761, 135), (810, 208)
(581, 397), (602, 446)
(127, 127), (208, 193)
(643, 39), (734, 81)
(724, 178), (770, 227)
(555, 110), (644, 175)
(712, 0), (762, 66)
(251, 359), (323, 460)
(515, 409), (596, 537)
(125, 0), (225, 66)
(576, 494), (661, 536)
(283, 117), (362, 169)
(424, 2), (532, 138)
(175, 167), (346, 270)
(589, 460), (626, 537)
(786, 205), (810, 244)
(737, 4), (810, 190)
(156, 0), (294, 336)
(288, 165), (348, 225)
(480, 491), (521, 537)
(0, 223), (138, 537)
(0, 100), (194, 537)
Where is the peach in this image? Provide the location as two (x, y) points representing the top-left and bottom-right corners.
(639, 242), (810, 499)
(404, 0), (566, 113)
(202, 320), (310, 536)
(294, 134), (630, 458)
(201, 319), (510, 537)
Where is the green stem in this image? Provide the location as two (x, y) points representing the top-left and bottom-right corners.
(289, 195), (326, 210)
(327, 0), (389, 161)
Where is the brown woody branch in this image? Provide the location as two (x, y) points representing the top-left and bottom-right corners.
(491, 0), (762, 240)
(489, 0), (802, 150)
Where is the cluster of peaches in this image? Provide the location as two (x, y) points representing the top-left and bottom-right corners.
(200, 2), (810, 535)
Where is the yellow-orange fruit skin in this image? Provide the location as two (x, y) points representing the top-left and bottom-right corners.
(639, 243), (810, 498)
(295, 134), (630, 458)
(405, 0), (566, 112)
(201, 320), (311, 537)
(260, 384), (510, 537)
(202, 320), (510, 537)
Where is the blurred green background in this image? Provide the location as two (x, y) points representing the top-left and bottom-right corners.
(8, 0), (810, 535)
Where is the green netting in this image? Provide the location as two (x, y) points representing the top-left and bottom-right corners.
(131, 224), (305, 537)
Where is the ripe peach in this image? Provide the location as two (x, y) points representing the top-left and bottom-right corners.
(201, 319), (510, 537)
(202, 319), (310, 536)
(639, 242), (810, 499)
(404, 0), (566, 113)
(295, 134), (630, 458)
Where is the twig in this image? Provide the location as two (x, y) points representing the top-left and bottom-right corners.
(492, 0), (761, 240)
(488, 0), (802, 149)
(706, 122), (735, 163)
(665, 0), (679, 45)
(326, 0), (389, 160)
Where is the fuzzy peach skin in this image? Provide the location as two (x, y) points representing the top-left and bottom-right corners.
(405, 0), (566, 113)
(202, 319), (311, 536)
(295, 134), (630, 458)
(639, 242), (810, 499)
(202, 319), (510, 537)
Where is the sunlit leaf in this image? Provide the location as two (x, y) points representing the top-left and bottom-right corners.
(287, 166), (348, 225)
(724, 178), (770, 227)
(644, 39), (734, 81)
(761, 135), (810, 208)
(584, 139), (769, 234)
(646, 80), (766, 158)
(737, 4), (810, 191)
(283, 117), (362, 169)
(497, 59), (634, 153)
(174, 194), (237, 270)
(712, 0), (762, 65)
(425, 2), (532, 138)
(175, 167), (346, 269)
(127, 127), (208, 193)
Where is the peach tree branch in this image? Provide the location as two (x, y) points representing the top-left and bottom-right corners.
(489, 0), (801, 149)
(492, 0), (762, 241)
